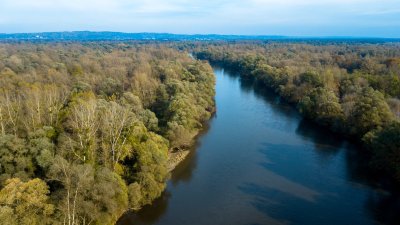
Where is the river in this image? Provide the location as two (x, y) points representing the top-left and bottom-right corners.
(118, 67), (400, 225)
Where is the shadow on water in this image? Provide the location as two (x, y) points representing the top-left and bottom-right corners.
(169, 148), (198, 185)
(238, 182), (322, 225)
(295, 118), (344, 156)
(343, 141), (400, 195)
(224, 67), (400, 225)
(365, 192), (400, 225)
(117, 191), (171, 225)
(239, 77), (298, 121)
(170, 116), (213, 186)
(241, 141), (400, 225)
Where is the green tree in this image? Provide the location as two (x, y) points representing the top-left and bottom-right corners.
(367, 121), (400, 181)
(0, 135), (33, 184)
(0, 178), (54, 225)
(128, 182), (142, 210)
(128, 130), (169, 206)
(28, 126), (56, 170)
(298, 87), (344, 127)
(346, 87), (394, 136)
(86, 167), (128, 224)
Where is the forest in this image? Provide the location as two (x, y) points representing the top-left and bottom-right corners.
(0, 42), (215, 224)
(1, 40), (400, 225)
(193, 41), (400, 183)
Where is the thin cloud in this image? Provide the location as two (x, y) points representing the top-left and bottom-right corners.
(360, 9), (400, 15)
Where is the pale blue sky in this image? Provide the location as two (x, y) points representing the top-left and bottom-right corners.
(0, 0), (399, 37)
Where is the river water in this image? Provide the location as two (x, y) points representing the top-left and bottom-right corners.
(118, 67), (400, 225)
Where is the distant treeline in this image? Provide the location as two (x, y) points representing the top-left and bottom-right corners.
(0, 42), (215, 224)
(1, 31), (400, 42)
(193, 42), (400, 183)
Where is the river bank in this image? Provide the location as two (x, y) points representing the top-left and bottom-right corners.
(167, 109), (216, 172)
(118, 66), (400, 225)
(195, 51), (400, 187)
(167, 150), (190, 172)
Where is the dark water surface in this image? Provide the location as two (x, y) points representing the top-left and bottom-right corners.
(118, 67), (400, 225)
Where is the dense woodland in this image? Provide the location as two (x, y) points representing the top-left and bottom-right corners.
(193, 41), (400, 183)
(1, 40), (400, 224)
(0, 42), (215, 224)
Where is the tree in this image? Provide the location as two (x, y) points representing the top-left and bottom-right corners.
(0, 42), (217, 221)
(89, 167), (128, 223)
(297, 71), (324, 88)
(367, 121), (400, 181)
(48, 156), (95, 225)
(21, 84), (67, 132)
(139, 109), (159, 132)
(48, 157), (128, 225)
(128, 182), (142, 210)
(98, 100), (135, 172)
(64, 92), (99, 163)
(346, 87), (394, 136)
(167, 122), (192, 149)
(387, 98), (400, 119)
(0, 135), (33, 184)
(127, 130), (169, 206)
(0, 178), (54, 225)
(298, 87), (344, 127)
(0, 89), (22, 136)
(28, 126), (56, 170)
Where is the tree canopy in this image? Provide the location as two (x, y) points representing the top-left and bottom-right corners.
(0, 42), (215, 224)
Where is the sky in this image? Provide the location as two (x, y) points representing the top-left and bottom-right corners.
(0, 0), (399, 37)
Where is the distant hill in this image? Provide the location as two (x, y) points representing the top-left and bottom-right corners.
(0, 31), (285, 41)
(0, 31), (399, 42)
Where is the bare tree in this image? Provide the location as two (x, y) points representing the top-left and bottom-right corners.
(21, 84), (67, 132)
(99, 100), (134, 170)
(0, 89), (22, 136)
(48, 157), (94, 225)
(67, 97), (99, 163)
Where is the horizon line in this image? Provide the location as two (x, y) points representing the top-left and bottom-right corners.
(1, 31), (400, 39)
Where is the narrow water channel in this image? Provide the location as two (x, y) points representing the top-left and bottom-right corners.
(118, 67), (400, 225)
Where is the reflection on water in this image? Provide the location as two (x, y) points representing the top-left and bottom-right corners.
(170, 120), (213, 186)
(118, 67), (400, 225)
(366, 192), (400, 224)
(118, 192), (171, 225)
